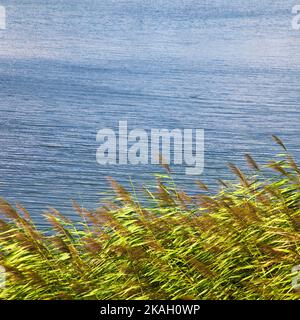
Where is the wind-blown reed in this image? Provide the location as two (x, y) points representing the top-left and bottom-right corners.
(0, 136), (300, 300)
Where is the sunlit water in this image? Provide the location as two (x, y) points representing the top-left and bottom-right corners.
(0, 0), (299, 225)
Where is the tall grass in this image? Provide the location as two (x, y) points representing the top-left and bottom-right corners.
(0, 136), (300, 300)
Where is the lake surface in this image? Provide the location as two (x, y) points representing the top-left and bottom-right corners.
(0, 0), (299, 225)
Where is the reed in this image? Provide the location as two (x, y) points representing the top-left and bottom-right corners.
(0, 137), (300, 300)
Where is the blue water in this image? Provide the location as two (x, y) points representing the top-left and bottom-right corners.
(0, 1), (299, 224)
